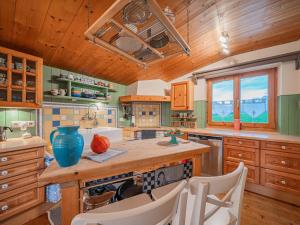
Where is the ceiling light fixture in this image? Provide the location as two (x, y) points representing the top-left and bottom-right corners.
(216, 2), (230, 56)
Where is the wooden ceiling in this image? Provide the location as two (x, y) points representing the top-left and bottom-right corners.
(0, 0), (300, 85)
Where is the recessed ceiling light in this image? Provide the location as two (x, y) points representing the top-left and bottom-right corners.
(222, 48), (230, 55)
(219, 32), (229, 44)
(221, 42), (228, 48)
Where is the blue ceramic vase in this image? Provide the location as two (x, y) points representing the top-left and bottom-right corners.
(50, 126), (84, 167)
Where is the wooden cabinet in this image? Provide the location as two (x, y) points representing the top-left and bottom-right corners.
(171, 81), (194, 110)
(0, 146), (45, 222)
(224, 161), (259, 184)
(261, 168), (300, 195)
(0, 46), (43, 108)
(224, 145), (260, 166)
(223, 136), (300, 205)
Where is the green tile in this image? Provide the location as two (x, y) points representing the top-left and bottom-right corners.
(18, 109), (31, 121)
(0, 109), (6, 126)
(5, 109), (18, 127)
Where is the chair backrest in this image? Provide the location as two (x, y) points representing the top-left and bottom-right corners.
(71, 180), (187, 225)
(187, 162), (248, 225)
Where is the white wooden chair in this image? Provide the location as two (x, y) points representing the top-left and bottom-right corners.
(187, 162), (248, 225)
(152, 162), (247, 225)
(71, 180), (187, 225)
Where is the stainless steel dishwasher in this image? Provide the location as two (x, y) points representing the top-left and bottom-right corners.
(188, 133), (223, 176)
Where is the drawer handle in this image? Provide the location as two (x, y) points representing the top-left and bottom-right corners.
(280, 180), (287, 185)
(1, 204), (8, 211)
(238, 141), (243, 145)
(1, 170), (8, 176)
(1, 184), (8, 190)
(238, 153), (243, 158)
(0, 157), (7, 162)
(281, 146), (286, 150)
(281, 160), (286, 165)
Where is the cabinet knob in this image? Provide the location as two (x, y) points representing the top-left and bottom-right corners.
(0, 157), (7, 162)
(281, 146), (286, 150)
(238, 153), (243, 158)
(1, 204), (8, 211)
(1, 170), (8, 176)
(281, 160), (286, 165)
(280, 180), (286, 185)
(238, 141), (243, 145)
(1, 184), (8, 190)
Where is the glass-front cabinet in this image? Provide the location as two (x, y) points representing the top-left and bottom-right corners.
(0, 46), (43, 108)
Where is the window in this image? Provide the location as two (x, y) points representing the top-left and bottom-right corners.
(207, 69), (277, 130)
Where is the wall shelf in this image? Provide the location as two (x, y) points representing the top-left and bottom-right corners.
(44, 94), (109, 103)
(56, 77), (108, 91)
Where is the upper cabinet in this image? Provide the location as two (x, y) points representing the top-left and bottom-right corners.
(171, 81), (194, 110)
(0, 46), (43, 108)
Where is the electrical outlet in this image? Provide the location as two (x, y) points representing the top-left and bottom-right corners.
(11, 121), (35, 128)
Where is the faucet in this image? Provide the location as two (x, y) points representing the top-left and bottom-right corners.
(0, 126), (13, 142)
(82, 104), (99, 126)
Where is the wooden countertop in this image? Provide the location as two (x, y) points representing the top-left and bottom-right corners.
(0, 136), (46, 152)
(122, 127), (300, 144)
(179, 128), (300, 144)
(39, 137), (209, 185)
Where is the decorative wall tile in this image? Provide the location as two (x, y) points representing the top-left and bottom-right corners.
(52, 108), (60, 115)
(52, 121), (60, 127)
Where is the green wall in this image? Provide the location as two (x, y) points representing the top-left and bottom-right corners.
(0, 109), (36, 138)
(160, 101), (207, 128)
(278, 94), (300, 136)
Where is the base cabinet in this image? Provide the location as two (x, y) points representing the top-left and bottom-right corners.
(0, 147), (45, 222)
(224, 137), (300, 206)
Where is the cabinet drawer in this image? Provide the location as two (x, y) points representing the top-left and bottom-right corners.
(0, 147), (44, 167)
(261, 150), (300, 175)
(224, 161), (259, 184)
(224, 137), (259, 148)
(0, 172), (38, 194)
(260, 168), (300, 195)
(224, 145), (259, 166)
(0, 158), (44, 181)
(261, 141), (300, 154)
(0, 187), (44, 221)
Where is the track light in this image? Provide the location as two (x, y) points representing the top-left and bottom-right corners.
(219, 32), (229, 44)
(222, 48), (230, 55)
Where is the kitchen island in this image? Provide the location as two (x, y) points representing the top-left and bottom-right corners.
(39, 137), (210, 225)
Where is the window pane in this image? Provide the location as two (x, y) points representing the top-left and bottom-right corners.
(212, 80), (234, 122)
(240, 75), (268, 123)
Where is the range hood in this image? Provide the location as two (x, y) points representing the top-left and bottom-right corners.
(85, 0), (190, 66)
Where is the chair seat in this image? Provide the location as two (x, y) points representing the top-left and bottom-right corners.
(151, 181), (182, 200)
(204, 204), (235, 225)
(89, 193), (152, 213)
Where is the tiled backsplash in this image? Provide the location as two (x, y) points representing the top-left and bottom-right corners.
(42, 104), (117, 146)
(133, 103), (160, 127)
(0, 108), (37, 138)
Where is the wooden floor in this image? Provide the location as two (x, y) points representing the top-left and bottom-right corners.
(24, 191), (300, 225)
(241, 192), (300, 225)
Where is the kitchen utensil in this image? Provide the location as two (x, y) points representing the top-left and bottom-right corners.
(68, 74), (74, 80)
(14, 80), (23, 86)
(51, 89), (59, 96)
(84, 191), (116, 211)
(116, 36), (142, 53)
(116, 179), (143, 200)
(150, 33), (169, 48)
(58, 89), (67, 96)
(123, 0), (152, 24)
(15, 62), (23, 70)
(50, 126), (84, 167)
